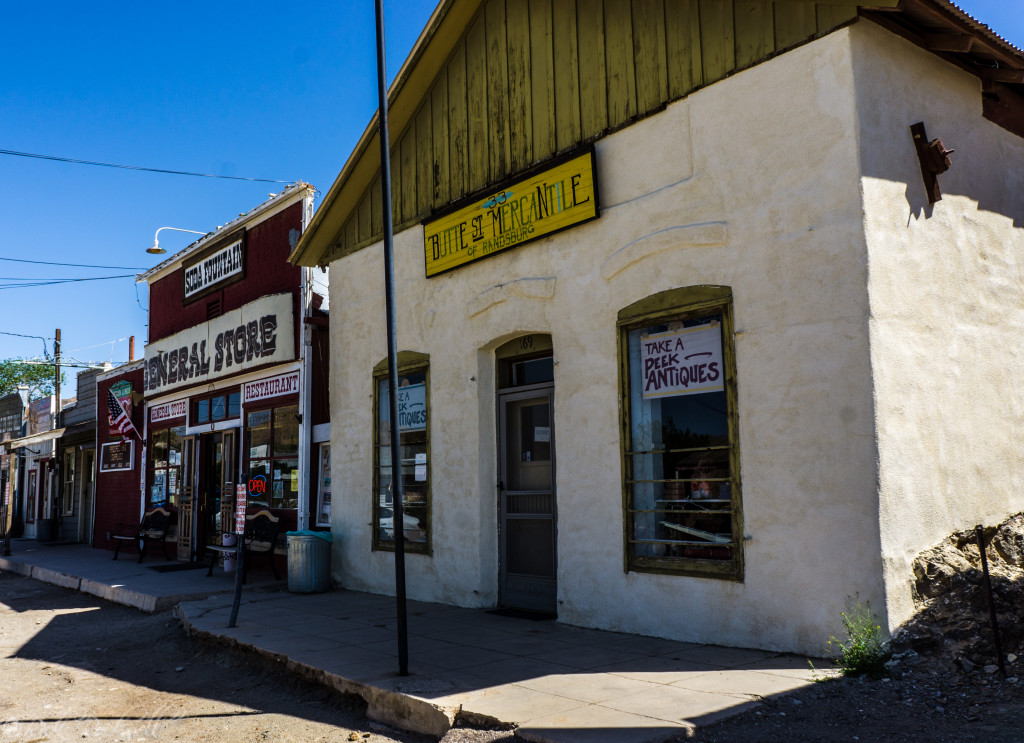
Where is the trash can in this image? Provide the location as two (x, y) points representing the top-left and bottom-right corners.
(286, 530), (333, 593)
(36, 518), (59, 543)
(221, 533), (237, 572)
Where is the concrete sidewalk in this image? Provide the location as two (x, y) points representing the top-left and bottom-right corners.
(0, 539), (279, 610)
(1, 540), (835, 742)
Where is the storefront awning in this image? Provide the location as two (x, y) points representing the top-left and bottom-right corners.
(4, 428), (65, 451)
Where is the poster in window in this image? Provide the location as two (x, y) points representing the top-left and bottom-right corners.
(315, 444), (331, 527)
(99, 441), (134, 473)
(639, 322), (724, 400)
(397, 383), (426, 432)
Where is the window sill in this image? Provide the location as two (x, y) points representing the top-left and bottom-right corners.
(372, 542), (432, 556)
(628, 555), (743, 582)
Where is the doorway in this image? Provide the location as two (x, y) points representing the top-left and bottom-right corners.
(194, 430), (236, 557)
(197, 432), (223, 551)
(80, 450), (95, 544)
(497, 336), (556, 615)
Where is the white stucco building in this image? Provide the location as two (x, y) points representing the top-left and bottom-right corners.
(292, 0), (1024, 655)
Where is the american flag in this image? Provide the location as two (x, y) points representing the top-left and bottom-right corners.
(107, 388), (139, 443)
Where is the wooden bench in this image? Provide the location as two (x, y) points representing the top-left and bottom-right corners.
(205, 510), (281, 582)
(112, 508), (175, 563)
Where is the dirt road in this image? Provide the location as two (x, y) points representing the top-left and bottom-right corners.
(0, 572), (430, 743)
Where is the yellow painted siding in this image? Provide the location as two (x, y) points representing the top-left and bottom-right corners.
(331, 0), (864, 261)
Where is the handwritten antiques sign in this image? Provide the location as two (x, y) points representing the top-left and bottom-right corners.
(99, 440), (134, 472)
(143, 293), (294, 396)
(397, 382), (426, 432)
(183, 235), (245, 300)
(423, 150), (598, 277)
(640, 323), (724, 400)
(243, 371), (299, 404)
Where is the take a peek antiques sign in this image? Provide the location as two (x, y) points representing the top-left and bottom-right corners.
(143, 293), (294, 396)
(183, 233), (245, 301)
(423, 150), (598, 277)
(640, 322), (725, 400)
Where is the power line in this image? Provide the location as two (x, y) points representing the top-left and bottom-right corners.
(0, 274), (136, 290)
(0, 256), (147, 270)
(0, 147), (293, 184)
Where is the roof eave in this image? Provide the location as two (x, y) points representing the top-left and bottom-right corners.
(289, 0), (483, 267)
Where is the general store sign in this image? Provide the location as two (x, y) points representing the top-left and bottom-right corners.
(183, 236), (244, 300)
(640, 323), (724, 400)
(143, 293), (294, 396)
(150, 399), (187, 423)
(423, 150), (598, 277)
(243, 371), (299, 404)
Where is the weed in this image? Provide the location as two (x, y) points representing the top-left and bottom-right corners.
(828, 599), (890, 678)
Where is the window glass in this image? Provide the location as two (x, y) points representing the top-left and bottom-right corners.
(152, 429), (168, 468)
(374, 368), (429, 550)
(245, 406), (298, 509)
(149, 425), (186, 507)
(511, 356), (554, 386)
(273, 405), (299, 457)
(211, 395), (226, 421)
(196, 399), (210, 424)
(227, 392), (241, 419)
(247, 410), (271, 459)
(622, 300), (739, 577)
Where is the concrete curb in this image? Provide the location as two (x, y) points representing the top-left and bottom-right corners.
(1, 556), (229, 613)
(175, 602), (461, 737)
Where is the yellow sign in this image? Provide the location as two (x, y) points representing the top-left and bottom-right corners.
(423, 150), (598, 277)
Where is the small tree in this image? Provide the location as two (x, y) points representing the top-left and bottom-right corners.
(0, 359), (63, 400)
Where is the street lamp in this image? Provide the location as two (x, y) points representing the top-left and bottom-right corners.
(147, 226), (207, 255)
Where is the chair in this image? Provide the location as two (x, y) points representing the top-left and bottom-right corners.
(112, 508), (175, 562)
(205, 510), (281, 582)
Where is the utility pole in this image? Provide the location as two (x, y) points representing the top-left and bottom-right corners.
(374, 0), (409, 676)
(53, 328), (61, 522)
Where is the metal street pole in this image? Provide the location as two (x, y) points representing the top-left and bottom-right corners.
(374, 0), (409, 677)
(53, 329), (61, 523)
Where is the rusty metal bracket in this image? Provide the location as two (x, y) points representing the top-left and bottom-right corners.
(910, 122), (954, 203)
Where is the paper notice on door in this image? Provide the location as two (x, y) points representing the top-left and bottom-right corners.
(534, 426), (550, 443)
(415, 464), (427, 481)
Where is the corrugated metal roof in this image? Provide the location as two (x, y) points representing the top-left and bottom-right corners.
(137, 182), (315, 284)
(938, 1), (1024, 56)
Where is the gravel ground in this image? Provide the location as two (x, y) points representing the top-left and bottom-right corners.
(0, 572), (432, 743)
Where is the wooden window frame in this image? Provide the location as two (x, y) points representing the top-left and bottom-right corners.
(372, 351), (431, 555)
(618, 286), (743, 581)
(62, 450), (75, 516)
(148, 424), (186, 508)
(243, 399), (300, 511)
(192, 387), (241, 426)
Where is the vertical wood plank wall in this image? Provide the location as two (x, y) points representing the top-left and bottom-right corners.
(332, 0), (860, 259)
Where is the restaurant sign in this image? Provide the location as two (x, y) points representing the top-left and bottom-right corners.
(423, 150), (598, 277)
(143, 292), (294, 396)
(243, 371), (299, 404)
(184, 234), (245, 300)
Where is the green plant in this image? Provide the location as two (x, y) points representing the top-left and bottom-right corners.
(828, 599), (890, 678)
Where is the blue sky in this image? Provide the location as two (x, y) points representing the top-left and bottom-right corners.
(1, 1), (1021, 379)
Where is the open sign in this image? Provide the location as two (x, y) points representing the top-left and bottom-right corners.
(247, 474), (267, 496)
